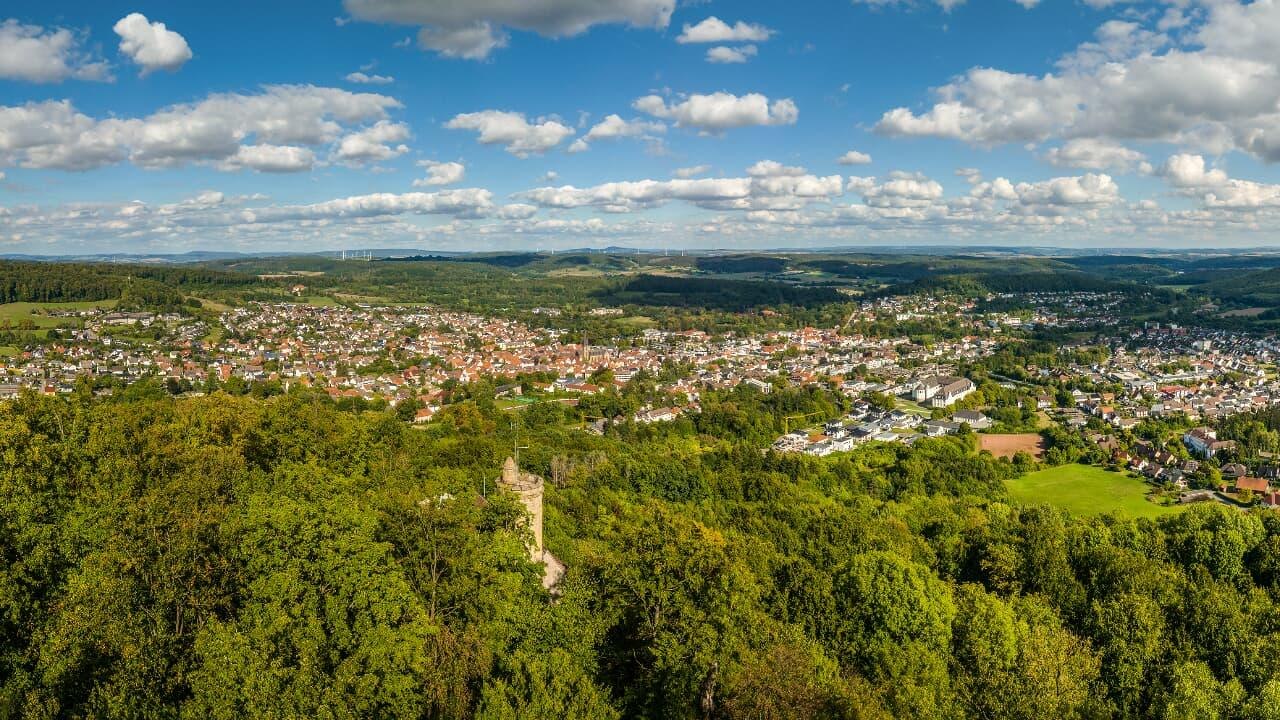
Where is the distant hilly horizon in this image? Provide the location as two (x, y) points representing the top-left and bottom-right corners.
(9, 245), (1280, 264)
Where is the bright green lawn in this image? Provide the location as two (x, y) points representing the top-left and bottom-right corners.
(496, 397), (538, 411)
(1006, 464), (1183, 519)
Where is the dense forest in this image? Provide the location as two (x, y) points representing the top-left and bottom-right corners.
(595, 274), (843, 311)
(5, 384), (1280, 718)
(872, 271), (1145, 299)
(695, 255), (789, 274)
(0, 261), (253, 308)
(0, 261), (252, 304)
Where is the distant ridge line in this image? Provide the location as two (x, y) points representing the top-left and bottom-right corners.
(6, 246), (1280, 264)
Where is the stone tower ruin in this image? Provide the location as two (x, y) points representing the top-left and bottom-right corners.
(499, 455), (544, 558)
(498, 456), (564, 589)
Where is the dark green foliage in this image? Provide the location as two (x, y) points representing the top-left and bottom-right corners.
(0, 260), (252, 305)
(878, 271), (1141, 299)
(6, 381), (1280, 718)
(598, 274), (843, 311)
(695, 255), (788, 274)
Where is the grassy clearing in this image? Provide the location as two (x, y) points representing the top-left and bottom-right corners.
(0, 300), (118, 327)
(0, 346), (19, 357)
(1006, 463), (1182, 519)
(617, 316), (656, 328)
(895, 398), (932, 416)
(1220, 307), (1268, 318)
(497, 397), (540, 411)
(192, 297), (232, 312)
(333, 293), (397, 304)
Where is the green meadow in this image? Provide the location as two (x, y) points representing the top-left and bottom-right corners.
(1006, 463), (1183, 519)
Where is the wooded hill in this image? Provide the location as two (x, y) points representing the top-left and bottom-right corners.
(4, 384), (1280, 718)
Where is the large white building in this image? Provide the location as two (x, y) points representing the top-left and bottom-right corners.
(913, 375), (976, 408)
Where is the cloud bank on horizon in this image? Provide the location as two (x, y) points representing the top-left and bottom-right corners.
(2, 0), (1280, 253)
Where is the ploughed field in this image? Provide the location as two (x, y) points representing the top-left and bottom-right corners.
(980, 433), (1046, 459)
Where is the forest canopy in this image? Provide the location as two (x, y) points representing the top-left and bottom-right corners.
(4, 386), (1280, 719)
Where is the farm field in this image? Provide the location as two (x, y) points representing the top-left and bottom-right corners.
(981, 433), (1046, 459)
(1005, 463), (1183, 519)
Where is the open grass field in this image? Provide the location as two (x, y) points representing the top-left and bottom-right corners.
(1220, 307), (1268, 318)
(981, 433), (1046, 459)
(192, 297), (232, 312)
(547, 267), (608, 278)
(333, 293), (396, 304)
(496, 397), (539, 411)
(0, 299), (118, 327)
(1006, 464), (1182, 519)
(617, 315), (656, 328)
(895, 398), (932, 417)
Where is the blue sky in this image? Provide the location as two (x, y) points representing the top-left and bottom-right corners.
(3, 0), (1280, 253)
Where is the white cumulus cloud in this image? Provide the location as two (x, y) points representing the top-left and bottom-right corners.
(517, 169), (843, 213)
(853, 0), (1036, 11)
(343, 0), (675, 59)
(414, 160), (466, 186)
(746, 160), (806, 177)
(568, 114), (665, 152)
(333, 120), (410, 165)
(873, 2), (1280, 163)
(232, 189), (506, 224)
(848, 171), (945, 208)
(0, 19), (110, 83)
(113, 13), (192, 76)
(1162, 153), (1229, 188)
(445, 110), (574, 156)
(1043, 138), (1150, 173)
(674, 165), (710, 178)
(219, 144), (316, 173)
(0, 85), (401, 172)
(837, 150), (873, 165)
(676, 17), (773, 43)
(706, 45), (757, 64)
(345, 71), (394, 84)
(633, 92), (798, 132)
(1158, 154), (1280, 209)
